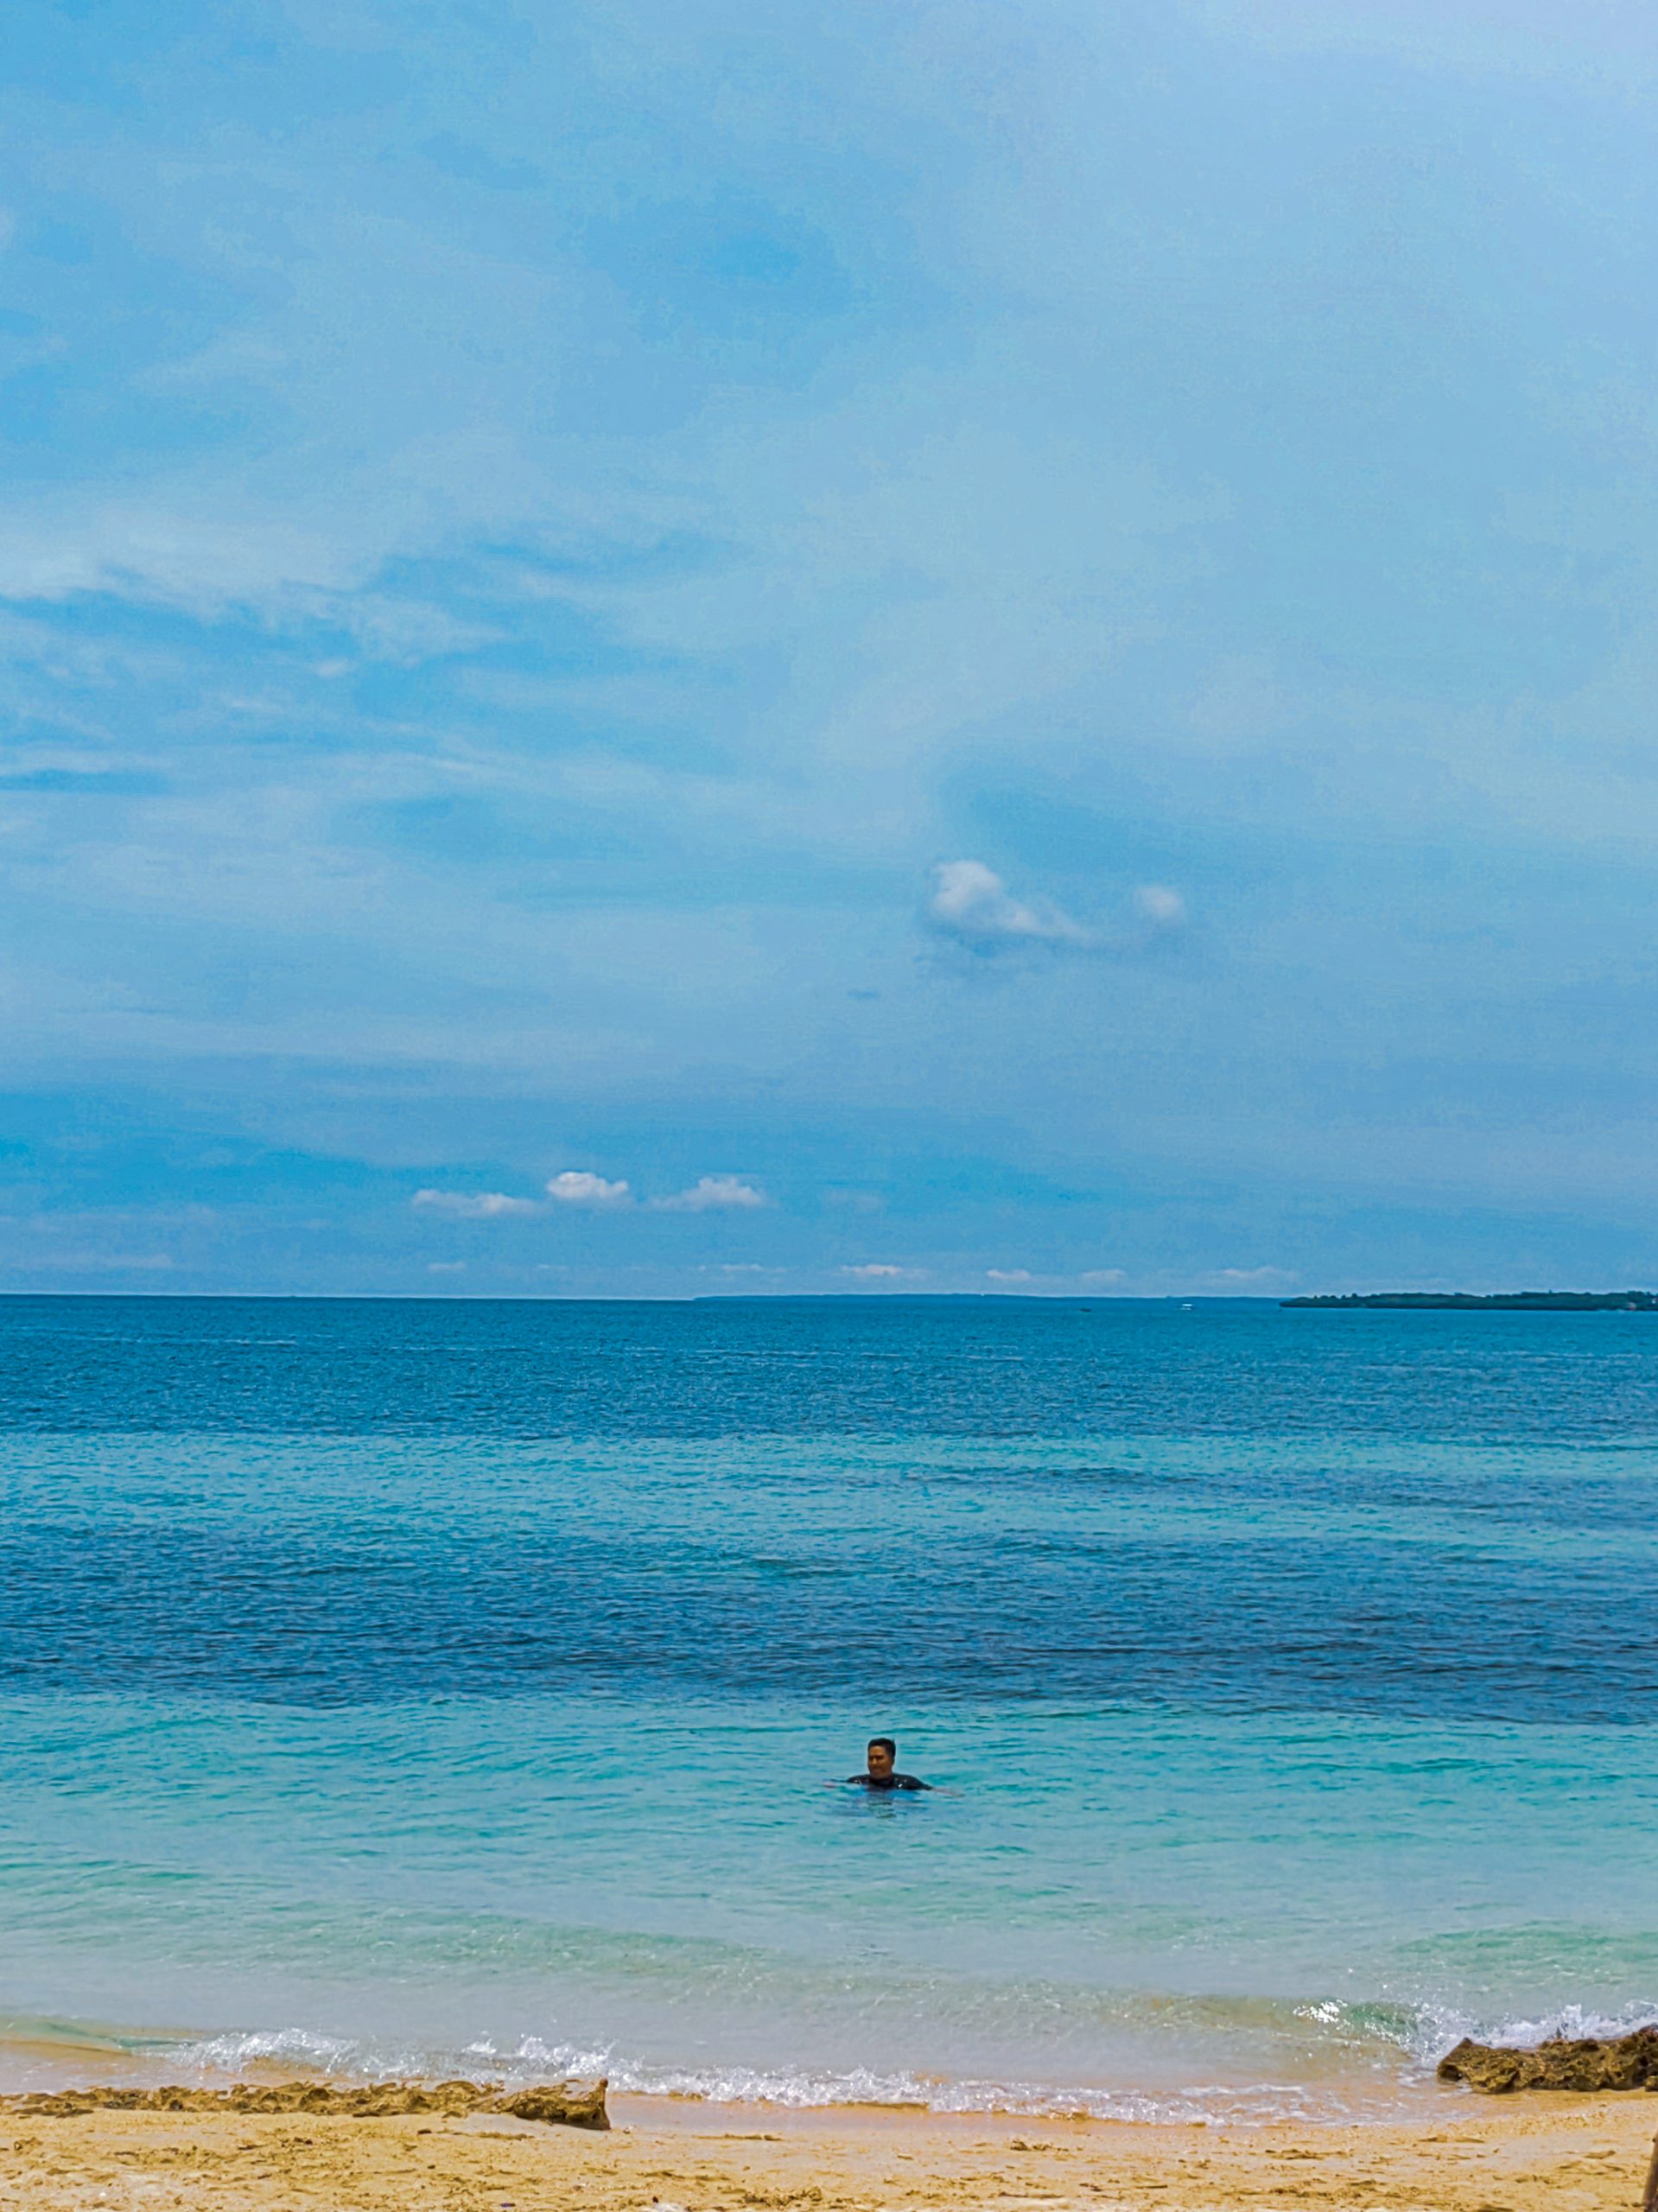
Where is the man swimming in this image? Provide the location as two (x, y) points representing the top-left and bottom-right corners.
(846, 1736), (931, 1790)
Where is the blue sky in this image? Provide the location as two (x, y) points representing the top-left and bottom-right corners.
(3, 0), (1658, 1296)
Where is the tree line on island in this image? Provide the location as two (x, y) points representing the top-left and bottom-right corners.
(1280, 1290), (1658, 1311)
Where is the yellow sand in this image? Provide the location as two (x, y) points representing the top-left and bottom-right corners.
(1, 2090), (1655, 2212)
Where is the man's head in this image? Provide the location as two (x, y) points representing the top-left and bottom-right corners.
(866, 1736), (897, 1781)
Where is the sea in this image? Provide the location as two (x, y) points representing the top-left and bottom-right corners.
(2, 1293), (1655, 2124)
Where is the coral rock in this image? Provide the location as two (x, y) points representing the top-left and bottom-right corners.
(1438, 2030), (1658, 2094)
(0, 2077), (609, 2131)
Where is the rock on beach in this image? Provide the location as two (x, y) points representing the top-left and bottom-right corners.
(1439, 2029), (1658, 2094)
(0, 2076), (610, 2129)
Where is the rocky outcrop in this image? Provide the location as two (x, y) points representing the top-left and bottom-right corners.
(1439, 2030), (1658, 2094)
(0, 2077), (609, 2130)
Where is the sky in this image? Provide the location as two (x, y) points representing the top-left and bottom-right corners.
(3, 0), (1658, 1297)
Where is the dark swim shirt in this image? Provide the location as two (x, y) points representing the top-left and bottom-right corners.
(846, 1772), (931, 1791)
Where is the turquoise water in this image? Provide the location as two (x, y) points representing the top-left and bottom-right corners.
(2, 1297), (1655, 2118)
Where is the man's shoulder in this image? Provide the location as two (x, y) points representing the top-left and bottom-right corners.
(893, 1773), (930, 1789)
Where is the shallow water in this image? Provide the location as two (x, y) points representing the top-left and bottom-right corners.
(2, 1295), (1655, 2117)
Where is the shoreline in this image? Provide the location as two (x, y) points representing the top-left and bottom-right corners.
(0, 2009), (1592, 2133)
(3, 2089), (1655, 2212)
(0, 2032), (1457, 2132)
(606, 2082), (1448, 2134)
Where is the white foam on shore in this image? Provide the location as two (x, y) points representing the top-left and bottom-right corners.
(6, 1996), (1654, 2129)
(1397, 1999), (1658, 2062)
(155, 2027), (1408, 2127)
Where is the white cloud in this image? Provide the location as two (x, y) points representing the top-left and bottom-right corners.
(927, 860), (1093, 952)
(1134, 884), (1187, 931)
(986, 1268), (1033, 1282)
(546, 1170), (632, 1207)
(927, 864), (1189, 957)
(1201, 1266), (1299, 1290)
(841, 1262), (921, 1280)
(427, 1259), (467, 1274)
(1080, 1268), (1128, 1285)
(653, 1174), (769, 1212)
(412, 1188), (537, 1218)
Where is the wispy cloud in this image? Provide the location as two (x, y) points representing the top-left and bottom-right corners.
(986, 1268), (1033, 1282)
(545, 1170), (632, 1208)
(1133, 885), (1187, 932)
(0, 0), (1648, 1298)
(411, 1188), (538, 1218)
(652, 1174), (769, 1212)
(0, 766), (170, 796)
(1201, 1266), (1299, 1290)
(18, 1249), (180, 1274)
(841, 1262), (921, 1280)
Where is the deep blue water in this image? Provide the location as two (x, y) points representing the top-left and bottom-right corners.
(2, 1294), (1655, 2118)
(7, 1292), (1658, 1442)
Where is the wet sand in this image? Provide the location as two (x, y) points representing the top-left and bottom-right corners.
(1, 2090), (1654, 2212)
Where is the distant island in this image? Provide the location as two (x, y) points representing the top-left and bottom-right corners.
(1281, 1291), (1658, 1311)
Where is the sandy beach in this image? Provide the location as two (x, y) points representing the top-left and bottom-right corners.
(1, 2093), (1654, 2212)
